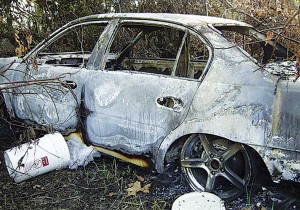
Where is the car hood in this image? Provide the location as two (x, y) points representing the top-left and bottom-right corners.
(0, 57), (20, 73)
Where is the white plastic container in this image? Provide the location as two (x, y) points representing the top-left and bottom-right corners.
(172, 192), (226, 210)
(4, 132), (70, 183)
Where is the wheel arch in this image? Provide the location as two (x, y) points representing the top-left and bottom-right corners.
(156, 130), (271, 185)
(156, 131), (226, 173)
(157, 131), (272, 201)
(245, 144), (272, 186)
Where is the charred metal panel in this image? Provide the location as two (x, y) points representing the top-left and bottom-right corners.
(157, 30), (300, 178)
(87, 19), (119, 70)
(251, 146), (300, 181)
(0, 58), (21, 116)
(2, 63), (91, 133)
(185, 47), (274, 147)
(84, 70), (199, 154)
(0, 57), (19, 71)
(93, 13), (251, 28)
(271, 81), (300, 152)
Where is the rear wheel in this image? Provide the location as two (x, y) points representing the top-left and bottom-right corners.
(181, 134), (258, 200)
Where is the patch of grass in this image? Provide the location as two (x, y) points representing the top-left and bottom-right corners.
(0, 155), (171, 210)
(1, 119), (299, 210)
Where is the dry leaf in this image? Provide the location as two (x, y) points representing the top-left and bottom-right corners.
(0, 16), (3, 22)
(141, 184), (151, 193)
(126, 181), (151, 196)
(265, 31), (273, 45)
(27, 34), (33, 45)
(15, 47), (22, 58)
(15, 33), (20, 44)
(126, 181), (141, 196)
(26, 0), (34, 4)
(20, 44), (25, 53)
(136, 175), (144, 182)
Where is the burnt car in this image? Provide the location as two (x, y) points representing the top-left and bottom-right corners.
(0, 13), (299, 200)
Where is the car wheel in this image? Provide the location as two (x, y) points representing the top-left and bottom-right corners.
(181, 134), (257, 200)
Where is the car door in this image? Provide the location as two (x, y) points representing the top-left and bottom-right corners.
(84, 21), (210, 153)
(9, 21), (109, 133)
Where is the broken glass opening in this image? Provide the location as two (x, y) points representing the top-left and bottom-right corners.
(37, 23), (107, 67)
(106, 24), (209, 79)
(213, 25), (294, 64)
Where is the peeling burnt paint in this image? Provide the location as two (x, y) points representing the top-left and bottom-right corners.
(271, 81), (300, 152)
(83, 70), (199, 155)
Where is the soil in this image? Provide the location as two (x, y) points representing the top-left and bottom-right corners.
(0, 119), (300, 210)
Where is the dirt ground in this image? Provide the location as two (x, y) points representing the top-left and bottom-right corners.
(0, 119), (300, 210)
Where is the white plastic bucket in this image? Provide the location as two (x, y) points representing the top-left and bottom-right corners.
(4, 132), (70, 183)
(172, 192), (226, 210)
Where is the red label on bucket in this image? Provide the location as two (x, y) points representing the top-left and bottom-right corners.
(25, 156), (49, 172)
(41, 156), (49, 166)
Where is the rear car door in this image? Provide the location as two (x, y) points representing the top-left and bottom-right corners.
(84, 20), (210, 153)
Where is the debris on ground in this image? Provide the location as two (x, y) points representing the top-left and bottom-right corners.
(126, 180), (151, 196)
(4, 132), (70, 182)
(172, 192), (226, 210)
(67, 137), (101, 169)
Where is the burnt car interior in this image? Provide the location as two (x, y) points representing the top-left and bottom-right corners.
(35, 22), (209, 80)
(106, 24), (209, 79)
(36, 23), (107, 67)
(213, 25), (294, 64)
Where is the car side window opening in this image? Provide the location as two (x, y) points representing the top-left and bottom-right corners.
(106, 24), (209, 79)
(36, 23), (106, 67)
(214, 26), (293, 64)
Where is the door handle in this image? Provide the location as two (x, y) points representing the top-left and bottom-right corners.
(157, 96), (183, 112)
(62, 80), (77, 89)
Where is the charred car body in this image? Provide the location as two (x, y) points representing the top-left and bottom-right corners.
(0, 13), (299, 200)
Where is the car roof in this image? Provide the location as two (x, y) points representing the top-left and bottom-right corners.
(75, 13), (253, 28)
(25, 13), (253, 60)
